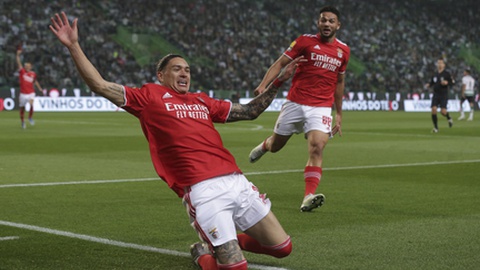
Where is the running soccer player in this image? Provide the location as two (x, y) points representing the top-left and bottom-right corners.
(249, 6), (350, 212)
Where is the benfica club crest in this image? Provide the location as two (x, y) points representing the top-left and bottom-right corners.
(337, 48), (343, 58)
(209, 227), (219, 239)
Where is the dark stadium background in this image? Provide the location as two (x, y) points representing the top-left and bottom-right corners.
(1, 0), (478, 102)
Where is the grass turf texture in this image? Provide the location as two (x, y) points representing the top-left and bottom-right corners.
(1, 110), (479, 270)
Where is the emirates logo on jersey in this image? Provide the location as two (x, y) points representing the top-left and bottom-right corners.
(165, 102), (210, 120)
(310, 52), (342, 72)
(22, 74), (35, 83)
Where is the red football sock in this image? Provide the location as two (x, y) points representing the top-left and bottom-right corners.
(262, 137), (269, 151)
(198, 254), (248, 270)
(29, 106), (34, 118)
(304, 166), (322, 196)
(218, 260), (248, 269)
(20, 108), (25, 122)
(237, 234), (292, 258)
(197, 254), (218, 270)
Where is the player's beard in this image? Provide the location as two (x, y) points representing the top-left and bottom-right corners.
(320, 28), (336, 39)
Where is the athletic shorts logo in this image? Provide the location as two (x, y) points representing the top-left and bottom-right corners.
(209, 227), (219, 239)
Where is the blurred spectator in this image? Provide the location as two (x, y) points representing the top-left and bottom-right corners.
(1, 0), (478, 98)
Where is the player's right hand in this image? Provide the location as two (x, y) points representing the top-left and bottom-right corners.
(254, 88), (264, 96)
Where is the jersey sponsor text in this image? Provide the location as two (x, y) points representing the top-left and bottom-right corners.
(310, 52), (341, 72)
(165, 102), (210, 120)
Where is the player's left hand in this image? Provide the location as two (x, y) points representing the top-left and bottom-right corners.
(331, 114), (342, 137)
(331, 125), (341, 138)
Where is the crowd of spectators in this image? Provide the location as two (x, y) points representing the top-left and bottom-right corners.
(1, 0), (478, 99)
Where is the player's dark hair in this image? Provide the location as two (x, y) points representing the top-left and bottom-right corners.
(319, 6), (340, 21)
(157, 54), (184, 72)
(465, 69), (471, 74)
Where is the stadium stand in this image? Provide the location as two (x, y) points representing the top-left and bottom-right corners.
(1, 0), (478, 99)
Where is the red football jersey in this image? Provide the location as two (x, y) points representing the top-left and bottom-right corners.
(123, 83), (241, 197)
(19, 68), (37, 94)
(284, 34), (350, 107)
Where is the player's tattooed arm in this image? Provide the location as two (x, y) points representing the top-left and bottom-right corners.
(49, 12), (125, 107)
(227, 85), (279, 122)
(101, 83), (125, 107)
(213, 240), (245, 264)
(226, 55), (305, 122)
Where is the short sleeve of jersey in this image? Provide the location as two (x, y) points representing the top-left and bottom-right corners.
(447, 71), (454, 85)
(440, 71), (454, 86)
(462, 76), (475, 88)
(197, 92), (232, 123)
(284, 36), (305, 60)
(338, 45), (350, 74)
(122, 85), (151, 117)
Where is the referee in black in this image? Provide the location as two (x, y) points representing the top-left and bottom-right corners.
(424, 58), (454, 133)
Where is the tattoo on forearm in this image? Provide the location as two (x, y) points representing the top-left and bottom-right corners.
(213, 240), (244, 264)
(107, 84), (123, 97)
(227, 85), (278, 122)
(100, 84), (124, 106)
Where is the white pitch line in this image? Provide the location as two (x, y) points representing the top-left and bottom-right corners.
(244, 159), (480, 174)
(0, 220), (185, 255)
(3, 159), (479, 268)
(0, 236), (20, 241)
(1, 159), (480, 189)
(0, 178), (160, 188)
(0, 220), (288, 270)
(320, 159), (480, 171)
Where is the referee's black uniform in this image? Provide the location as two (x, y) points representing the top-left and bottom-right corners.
(429, 69), (454, 109)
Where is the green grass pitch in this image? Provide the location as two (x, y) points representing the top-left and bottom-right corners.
(1, 110), (479, 269)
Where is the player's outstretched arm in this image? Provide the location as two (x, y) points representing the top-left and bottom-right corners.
(253, 55), (291, 96)
(16, 50), (23, 70)
(227, 56), (305, 122)
(49, 12), (124, 107)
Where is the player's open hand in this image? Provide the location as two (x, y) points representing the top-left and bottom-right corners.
(331, 125), (341, 137)
(331, 114), (342, 138)
(277, 56), (306, 83)
(49, 12), (79, 48)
